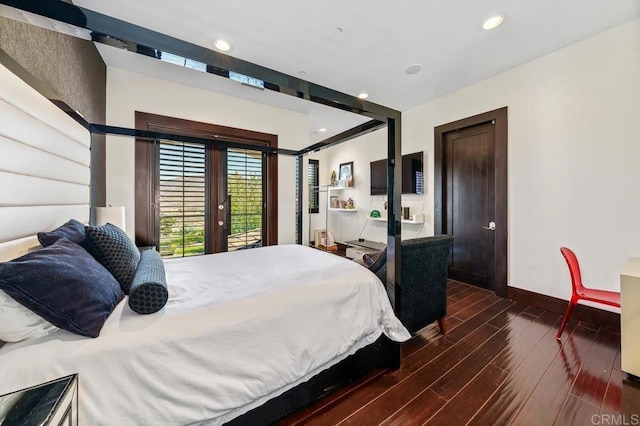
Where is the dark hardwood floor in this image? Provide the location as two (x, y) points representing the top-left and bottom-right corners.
(280, 281), (640, 425)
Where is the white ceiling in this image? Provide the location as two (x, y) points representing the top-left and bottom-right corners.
(95, 44), (370, 144)
(74, 0), (640, 142)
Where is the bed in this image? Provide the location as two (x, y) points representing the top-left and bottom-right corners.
(0, 60), (409, 424)
(0, 244), (408, 425)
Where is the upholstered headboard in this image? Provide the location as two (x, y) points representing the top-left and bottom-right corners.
(0, 62), (90, 262)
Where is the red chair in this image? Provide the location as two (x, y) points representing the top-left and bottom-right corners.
(556, 247), (620, 340)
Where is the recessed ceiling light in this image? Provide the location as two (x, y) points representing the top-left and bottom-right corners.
(318, 127), (327, 132)
(405, 64), (422, 75)
(482, 15), (504, 30)
(298, 71), (306, 76)
(214, 39), (231, 51)
(358, 93), (369, 99)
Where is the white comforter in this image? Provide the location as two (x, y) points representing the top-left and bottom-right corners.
(0, 244), (409, 425)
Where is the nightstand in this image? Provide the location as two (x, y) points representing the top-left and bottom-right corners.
(0, 375), (78, 425)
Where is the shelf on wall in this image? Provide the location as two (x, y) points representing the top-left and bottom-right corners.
(369, 217), (386, 222)
(328, 208), (358, 212)
(368, 215), (425, 224)
(402, 217), (424, 224)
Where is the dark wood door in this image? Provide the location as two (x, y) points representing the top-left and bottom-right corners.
(444, 122), (496, 290)
(134, 112), (278, 256)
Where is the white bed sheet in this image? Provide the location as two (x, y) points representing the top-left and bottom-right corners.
(0, 244), (409, 425)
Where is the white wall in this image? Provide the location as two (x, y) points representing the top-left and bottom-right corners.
(410, 18), (640, 301)
(320, 18), (640, 303)
(318, 129), (432, 245)
(105, 67), (308, 245)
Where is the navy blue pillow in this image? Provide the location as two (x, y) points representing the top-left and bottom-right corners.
(0, 238), (124, 338)
(37, 219), (86, 247)
(84, 223), (141, 294)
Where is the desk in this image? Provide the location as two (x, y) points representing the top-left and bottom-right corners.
(621, 258), (640, 379)
(345, 240), (386, 251)
(344, 240), (386, 259)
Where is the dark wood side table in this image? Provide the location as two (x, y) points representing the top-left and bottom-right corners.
(0, 375), (78, 425)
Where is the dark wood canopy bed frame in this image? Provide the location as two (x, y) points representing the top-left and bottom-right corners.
(0, 1), (405, 423)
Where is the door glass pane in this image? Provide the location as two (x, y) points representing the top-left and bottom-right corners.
(227, 148), (263, 251)
(308, 159), (319, 213)
(158, 141), (206, 257)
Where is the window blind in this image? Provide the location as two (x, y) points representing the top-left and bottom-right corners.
(295, 157), (300, 242)
(227, 148), (264, 251)
(158, 141), (206, 257)
(308, 159), (319, 214)
(416, 170), (424, 195)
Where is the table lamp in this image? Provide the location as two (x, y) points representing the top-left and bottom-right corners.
(93, 206), (126, 231)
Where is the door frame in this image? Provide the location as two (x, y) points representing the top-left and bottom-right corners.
(134, 111), (278, 251)
(434, 107), (508, 297)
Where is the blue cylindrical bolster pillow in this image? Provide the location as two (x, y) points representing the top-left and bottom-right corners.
(128, 249), (168, 314)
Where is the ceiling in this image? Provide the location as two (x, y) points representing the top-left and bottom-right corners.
(73, 0), (639, 142)
(95, 43), (371, 144)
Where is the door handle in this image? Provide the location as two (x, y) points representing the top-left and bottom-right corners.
(482, 221), (496, 231)
(226, 195), (231, 235)
(217, 197), (231, 235)
(217, 203), (226, 228)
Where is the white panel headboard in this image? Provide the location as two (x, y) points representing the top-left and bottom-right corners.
(0, 62), (90, 261)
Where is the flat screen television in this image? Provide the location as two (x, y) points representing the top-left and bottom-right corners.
(370, 152), (424, 195)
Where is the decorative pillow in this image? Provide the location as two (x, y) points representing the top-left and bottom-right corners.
(84, 223), (141, 293)
(37, 219), (86, 247)
(0, 238), (124, 338)
(0, 289), (58, 342)
(128, 249), (169, 314)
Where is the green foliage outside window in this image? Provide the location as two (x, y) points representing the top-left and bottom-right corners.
(159, 171), (262, 257)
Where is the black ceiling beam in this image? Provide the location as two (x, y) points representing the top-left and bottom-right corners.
(0, 47), (91, 130)
(2, 43), (377, 158)
(0, 0), (401, 124)
(296, 119), (386, 156)
(1, 0), (404, 315)
(90, 124), (300, 156)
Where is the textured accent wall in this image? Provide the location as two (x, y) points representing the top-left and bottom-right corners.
(0, 16), (106, 207)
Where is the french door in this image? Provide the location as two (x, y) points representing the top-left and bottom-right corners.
(226, 148), (266, 252)
(156, 142), (266, 257)
(135, 112), (278, 257)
